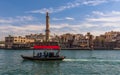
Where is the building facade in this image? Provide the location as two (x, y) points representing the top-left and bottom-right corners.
(5, 35), (34, 49)
(25, 33), (46, 42)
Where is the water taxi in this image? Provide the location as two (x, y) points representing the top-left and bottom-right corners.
(21, 42), (65, 61)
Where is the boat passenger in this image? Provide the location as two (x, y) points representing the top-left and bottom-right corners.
(56, 51), (60, 57)
(48, 52), (52, 57)
(39, 52), (42, 57)
(44, 51), (48, 57)
(52, 52), (54, 57)
(37, 53), (39, 56)
(49, 52), (54, 57)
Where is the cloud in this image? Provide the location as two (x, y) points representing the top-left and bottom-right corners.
(65, 17), (74, 20)
(82, 0), (107, 6)
(27, 0), (110, 14)
(86, 11), (120, 29)
(27, 1), (80, 14)
(52, 10), (120, 36)
(16, 16), (34, 21)
(92, 11), (120, 17)
(81, 10), (120, 35)
(87, 17), (120, 22)
(52, 17), (74, 21)
(111, 0), (120, 2)
(87, 11), (120, 23)
(92, 11), (105, 16)
(0, 16), (34, 24)
(0, 18), (14, 23)
(52, 18), (64, 21)
(0, 24), (45, 32)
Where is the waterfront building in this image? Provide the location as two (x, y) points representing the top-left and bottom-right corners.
(104, 31), (119, 42)
(116, 33), (120, 41)
(105, 41), (116, 49)
(104, 31), (119, 49)
(0, 41), (5, 48)
(59, 33), (91, 49)
(5, 35), (34, 49)
(114, 33), (120, 49)
(93, 35), (106, 49)
(72, 34), (89, 48)
(51, 35), (60, 42)
(93, 31), (120, 49)
(79, 38), (89, 48)
(59, 33), (75, 48)
(25, 33), (46, 42)
(85, 32), (94, 49)
(60, 33), (74, 43)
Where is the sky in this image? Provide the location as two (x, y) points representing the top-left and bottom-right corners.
(0, 0), (120, 40)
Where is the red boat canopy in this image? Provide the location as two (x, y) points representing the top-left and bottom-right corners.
(34, 45), (60, 50)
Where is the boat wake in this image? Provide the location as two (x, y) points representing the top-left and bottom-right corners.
(64, 59), (120, 62)
(64, 59), (91, 62)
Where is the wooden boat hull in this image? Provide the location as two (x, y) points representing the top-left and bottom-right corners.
(21, 55), (65, 61)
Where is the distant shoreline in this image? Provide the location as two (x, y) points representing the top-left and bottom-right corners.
(0, 48), (120, 50)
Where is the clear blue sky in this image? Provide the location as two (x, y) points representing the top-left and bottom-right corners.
(0, 0), (120, 40)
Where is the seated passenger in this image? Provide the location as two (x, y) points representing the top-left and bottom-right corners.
(39, 52), (42, 57)
(37, 53), (39, 56)
(56, 51), (60, 57)
(44, 51), (48, 57)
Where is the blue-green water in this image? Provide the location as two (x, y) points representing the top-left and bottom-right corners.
(1, 50), (120, 75)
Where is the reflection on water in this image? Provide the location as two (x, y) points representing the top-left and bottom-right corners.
(1, 50), (120, 75)
(21, 60), (62, 75)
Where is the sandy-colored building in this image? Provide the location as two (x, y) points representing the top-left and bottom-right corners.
(5, 35), (34, 48)
(25, 33), (46, 42)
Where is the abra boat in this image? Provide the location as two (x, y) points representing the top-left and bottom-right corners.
(21, 55), (65, 61)
(21, 42), (66, 61)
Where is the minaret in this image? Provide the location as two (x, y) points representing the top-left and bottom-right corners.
(45, 12), (50, 42)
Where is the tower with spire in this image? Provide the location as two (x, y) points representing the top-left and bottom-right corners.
(45, 12), (50, 42)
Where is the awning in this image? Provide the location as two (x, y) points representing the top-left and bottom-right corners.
(34, 45), (60, 50)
